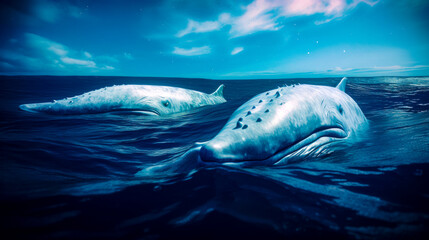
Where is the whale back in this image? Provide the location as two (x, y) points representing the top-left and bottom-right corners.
(199, 81), (367, 164)
(19, 84), (226, 115)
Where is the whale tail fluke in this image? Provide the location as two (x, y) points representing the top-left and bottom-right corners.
(336, 77), (347, 92)
(211, 84), (225, 98)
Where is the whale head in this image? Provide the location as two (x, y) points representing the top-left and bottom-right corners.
(130, 84), (226, 115)
(199, 79), (366, 165)
(131, 90), (180, 116)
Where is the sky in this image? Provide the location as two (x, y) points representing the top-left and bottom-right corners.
(0, 0), (428, 79)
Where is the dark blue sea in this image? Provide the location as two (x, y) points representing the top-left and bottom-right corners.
(1, 76), (428, 239)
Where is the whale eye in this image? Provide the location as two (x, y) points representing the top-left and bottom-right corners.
(162, 100), (170, 107)
(338, 105), (344, 114)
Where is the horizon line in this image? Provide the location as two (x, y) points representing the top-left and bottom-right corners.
(1, 74), (428, 81)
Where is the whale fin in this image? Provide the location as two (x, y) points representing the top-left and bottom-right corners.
(336, 77), (347, 92)
(211, 84), (225, 97)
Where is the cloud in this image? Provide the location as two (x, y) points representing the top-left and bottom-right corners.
(1, 0), (86, 26)
(49, 46), (68, 56)
(223, 65), (429, 78)
(229, 0), (283, 37)
(25, 33), (68, 56)
(60, 57), (96, 68)
(123, 52), (134, 60)
(176, 20), (221, 38)
(172, 46), (211, 56)
(0, 33), (114, 73)
(31, 0), (87, 21)
(231, 47), (244, 55)
(25, 33), (99, 69)
(232, 0), (379, 37)
(0, 61), (14, 69)
(328, 65), (429, 75)
(102, 65), (115, 70)
(176, 0), (378, 38)
(97, 55), (119, 63)
(176, 13), (231, 37)
(223, 70), (283, 78)
(32, 0), (61, 22)
(84, 51), (92, 58)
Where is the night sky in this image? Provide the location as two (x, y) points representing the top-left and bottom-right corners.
(1, 0), (428, 79)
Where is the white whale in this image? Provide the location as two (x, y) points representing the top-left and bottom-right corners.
(19, 84), (226, 115)
(199, 78), (367, 166)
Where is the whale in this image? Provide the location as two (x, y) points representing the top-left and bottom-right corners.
(198, 78), (367, 166)
(19, 84), (226, 115)
(138, 77), (368, 177)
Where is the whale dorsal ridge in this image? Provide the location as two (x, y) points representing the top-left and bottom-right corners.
(336, 77), (347, 92)
(211, 84), (225, 97)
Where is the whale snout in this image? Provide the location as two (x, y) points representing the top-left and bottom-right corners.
(199, 143), (224, 162)
(199, 139), (260, 163)
(19, 104), (32, 112)
(199, 141), (238, 163)
(19, 103), (42, 113)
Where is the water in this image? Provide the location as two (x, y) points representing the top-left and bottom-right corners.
(1, 76), (428, 239)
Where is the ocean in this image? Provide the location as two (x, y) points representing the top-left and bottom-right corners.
(1, 76), (428, 239)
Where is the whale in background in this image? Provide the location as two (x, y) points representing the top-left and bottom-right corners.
(20, 84), (226, 115)
(199, 78), (368, 166)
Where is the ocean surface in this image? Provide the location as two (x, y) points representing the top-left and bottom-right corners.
(1, 76), (428, 239)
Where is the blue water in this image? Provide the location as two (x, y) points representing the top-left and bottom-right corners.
(1, 76), (428, 239)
